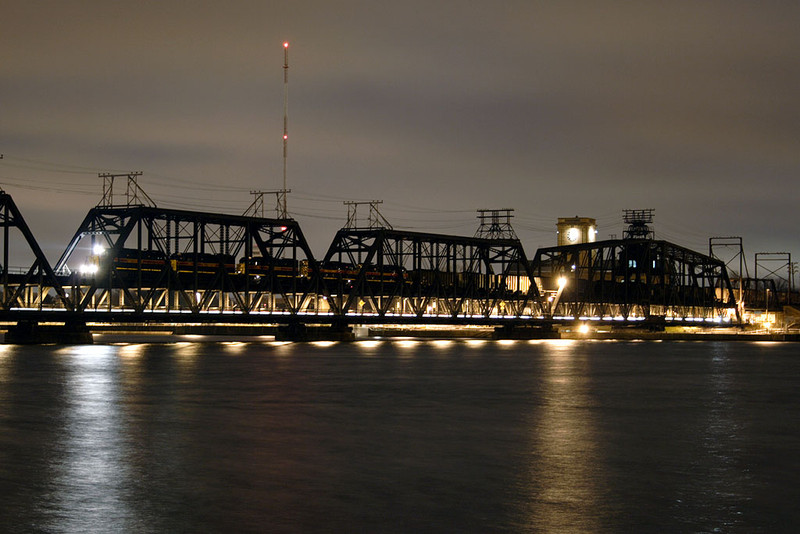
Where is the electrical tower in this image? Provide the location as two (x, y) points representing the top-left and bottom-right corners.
(755, 252), (792, 305)
(245, 190), (292, 219)
(99, 172), (156, 208)
(709, 236), (748, 308)
(343, 201), (392, 230)
(622, 209), (654, 240)
(475, 209), (518, 240)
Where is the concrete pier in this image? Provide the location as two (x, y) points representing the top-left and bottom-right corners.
(4, 321), (94, 345)
(275, 323), (355, 342)
(492, 324), (559, 340)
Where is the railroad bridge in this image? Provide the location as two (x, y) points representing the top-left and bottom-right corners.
(0, 190), (739, 343)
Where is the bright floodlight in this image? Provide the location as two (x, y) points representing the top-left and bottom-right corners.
(80, 263), (98, 275)
(558, 277), (568, 288)
(93, 244), (105, 255)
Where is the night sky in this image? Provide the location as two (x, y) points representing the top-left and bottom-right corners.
(2, 1), (798, 269)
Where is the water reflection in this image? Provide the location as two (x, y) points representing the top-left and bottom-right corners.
(395, 339), (420, 350)
(355, 340), (383, 350)
(1, 340), (795, 532)
(523, 342), (603, 532)
(311, 341), (339, 348)
(47, 345), (136, 532)
(674, 343), (748, 529)
(221, 341), (248, 354)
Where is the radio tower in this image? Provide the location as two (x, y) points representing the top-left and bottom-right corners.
(280, 41), (290, 218)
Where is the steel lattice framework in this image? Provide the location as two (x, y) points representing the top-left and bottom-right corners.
(320, 228), (543, 320)
(532, 239), (739, 322)
(0, 191), (73, 312)
(0, 191), (748, 330)
(54, 206), (320, 318)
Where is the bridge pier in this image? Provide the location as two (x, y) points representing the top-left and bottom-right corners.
(4, 320), (93, 345)
(492, 324), (559, 340)
(275, 322), (355, 342)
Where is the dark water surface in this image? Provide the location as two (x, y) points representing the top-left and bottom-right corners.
(1, 339), (799, 533)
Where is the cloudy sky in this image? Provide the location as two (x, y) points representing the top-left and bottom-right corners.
(2, 1), (798, 270)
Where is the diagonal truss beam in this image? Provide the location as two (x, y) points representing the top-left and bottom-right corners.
(0, 191), (73, 311)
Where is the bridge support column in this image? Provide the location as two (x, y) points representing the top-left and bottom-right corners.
(4, 320), (93, 345)
(275, 322), (355, 342)
(493, 324), (559, 340)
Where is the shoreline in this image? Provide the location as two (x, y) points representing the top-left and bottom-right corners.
(2, 328), (796, 345)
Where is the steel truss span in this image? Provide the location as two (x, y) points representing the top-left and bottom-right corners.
(0, 192), (740, 327)
(532, 239), (739, 323)
(53, 205), (320, 317)
(320, 228), (543, 320)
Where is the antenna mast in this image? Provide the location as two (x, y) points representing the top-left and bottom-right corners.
(281, 41), (290, 218)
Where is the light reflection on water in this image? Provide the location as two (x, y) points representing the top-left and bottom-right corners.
(0, 340), (798, 532)
(49, 345), (135, 532)
(521, 341), (602, 532)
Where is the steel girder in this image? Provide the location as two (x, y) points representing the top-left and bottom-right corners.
(532, 239), (739, 322)
(0, 191), (72, 311)
(54, 206), (320, 316)
(320, 228), (543, 319)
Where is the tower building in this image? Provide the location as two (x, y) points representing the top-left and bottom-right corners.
(556, 216), (597, 246)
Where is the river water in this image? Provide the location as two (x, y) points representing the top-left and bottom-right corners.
(1, 338), (798, 533)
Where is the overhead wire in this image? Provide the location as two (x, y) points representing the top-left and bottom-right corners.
(1, 155), (732, 250)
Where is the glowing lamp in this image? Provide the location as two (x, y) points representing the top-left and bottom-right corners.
(80, 263), (98, 275)
(557, 277), (567, 288)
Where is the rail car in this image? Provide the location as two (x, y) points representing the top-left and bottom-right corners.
(237, 256), (300, 278)
(89, 248), (170, 287)
(171, 252), (237, 288)
(84, 248), (495, 299)
(312, 261), (409, 294)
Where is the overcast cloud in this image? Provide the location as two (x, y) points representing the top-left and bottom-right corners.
(2, 1), (798, 266)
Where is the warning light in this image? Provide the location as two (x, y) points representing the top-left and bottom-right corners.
(283, 42), (289, 48)
(283, 135), (288, 140)
(280, 226), (288, 232)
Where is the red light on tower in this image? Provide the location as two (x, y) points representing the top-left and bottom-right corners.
(283, 42), (289, 48)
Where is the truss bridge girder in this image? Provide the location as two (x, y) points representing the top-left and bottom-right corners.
(320, 228), (543, 320)
(55, 205), (324, 317)
(531, 239), (739, 323)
